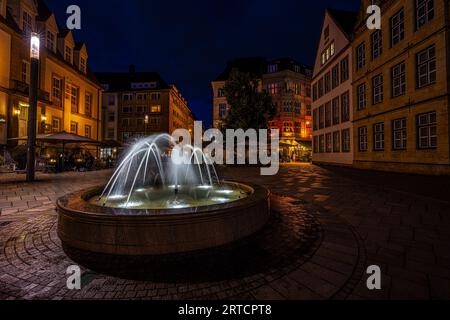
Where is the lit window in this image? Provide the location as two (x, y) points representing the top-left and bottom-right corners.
(151, 105), (161, 113)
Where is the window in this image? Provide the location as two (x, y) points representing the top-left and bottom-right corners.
(371, 30), (382, 60)
(332, 97), (340, 125)
(373, 123), (385, 151)
(392, 62), (406, 97)
(85, 93), (92, 117)
(318, 78), (324, 98)
(85, 125), (91, 138)
(267, 83), (281, 95)
(108, 112), (115, 122)
(108, 129), (115, 139)
(80, 57), (86, 73)
(391, 9), (405, 47)
(313, 136), (319, 154)
(219, 104), (227, 118)
(151, 93), (161, 100)
(325, 102), (331, 128)
(122, 132), (131, 141)
(21, 61), (29, 83)
(357, 43), (365, 70)
(268, 64), (278, 73)
(417, 45), (436, 88)
(372, 74), (384, 104)
(341, 91), (350, 122)
(123, 94), (133, 101)
(416, 0), (434, 29)
(52, 117), (61, 133)
(359, 126), (368, 151)
(333, 131), (340, 153)
(319, 105), (325, 129)
(357, 83), (366, 110)
(70, 86), (79, 113)
(46, 31), (55, 51)
(417, 111), (437, 149)
(324, 72), (331, 93)
(52, 77), (62, 107)
(306, 105), (311, 116)
(332, 65), (340, 89)
(122, 106), (133, 113)
(342, 129), (351, 153)
(312, 84), (318, 101)
(326, 133), (332, 153)
(313, 109), (318, 131)
(122, 118), (130, 127)
(319, 135), (325, 153)
(136, 106), (146, 113)
(136, 118), (144, 127)
(393, 118), (407, 150)
(217, 89), (225, 97)
(65, 46), (72, 63)
(108, 95), (116, 106)
(22, 11), (32, 34)
(321, 42), (335, 65)
(70, 122), (78, 134)
(136, 93), (146, 100)
(340, 56), (349, 82)
(151, 105), (161, 113)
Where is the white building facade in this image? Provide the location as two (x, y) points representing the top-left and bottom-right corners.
(312, 9), (357, 166)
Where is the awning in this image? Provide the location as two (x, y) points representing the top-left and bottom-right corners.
(9, 131), (100, 144)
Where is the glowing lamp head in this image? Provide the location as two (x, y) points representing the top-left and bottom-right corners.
(30, 33), (40, 60)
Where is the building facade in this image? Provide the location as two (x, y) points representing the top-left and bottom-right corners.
(97, 68), (195, 143)
(212, 57), (313, 161)
(353, 0), (450, 175)
(0, 0), (102, 148)
(312, 9), (357, 166)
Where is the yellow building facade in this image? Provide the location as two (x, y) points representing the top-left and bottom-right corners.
(353, 0), (450, 175)
(0, 0), (102, 149)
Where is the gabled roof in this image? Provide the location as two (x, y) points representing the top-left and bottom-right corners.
(214, 57), (267, 81)
(95, 71), (171, 92)
(267, 57), (312, 76)
(327, 8), (358, 40)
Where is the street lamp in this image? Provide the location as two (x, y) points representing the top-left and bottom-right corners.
(144, 114), (149, 136)
(26, 32), (40, 182)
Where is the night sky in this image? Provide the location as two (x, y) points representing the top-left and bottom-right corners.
(46, 0), (360, 127)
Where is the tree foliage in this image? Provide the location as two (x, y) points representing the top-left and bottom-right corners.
(222, 69), (276, 131)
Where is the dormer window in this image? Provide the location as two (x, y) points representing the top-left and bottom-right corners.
(65, 46), (72, 63)
(80, 57), (86, 73)
(46, 31), (55, 51)
(268, 64), (278, 73)
(22, 10), (33, 34)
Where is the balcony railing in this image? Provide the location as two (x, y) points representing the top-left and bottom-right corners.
(10, 80), (51, 103)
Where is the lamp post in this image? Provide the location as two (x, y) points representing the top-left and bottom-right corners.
(26, 33), (40, 182)
(144, 114), (149, 136)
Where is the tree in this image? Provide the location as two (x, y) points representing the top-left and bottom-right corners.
(222, 69), (276, 131)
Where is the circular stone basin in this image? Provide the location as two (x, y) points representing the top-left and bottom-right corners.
(57, 182), (270, 256)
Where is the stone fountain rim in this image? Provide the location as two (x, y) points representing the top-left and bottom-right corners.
(57, 181), (270, 221)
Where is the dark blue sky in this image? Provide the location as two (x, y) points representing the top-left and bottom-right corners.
(46, 0), (360, 127)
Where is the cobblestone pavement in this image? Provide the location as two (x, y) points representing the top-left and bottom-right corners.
(0, 165), (449, 300)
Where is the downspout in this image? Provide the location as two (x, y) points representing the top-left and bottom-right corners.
(445, 0), (450, 166)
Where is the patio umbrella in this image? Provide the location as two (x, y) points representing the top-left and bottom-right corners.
(9, 131), (100, 153)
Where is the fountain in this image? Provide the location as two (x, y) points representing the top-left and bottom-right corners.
(57, 134), (270, 255)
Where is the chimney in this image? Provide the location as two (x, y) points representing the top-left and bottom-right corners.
(129, 64), (136, 74)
